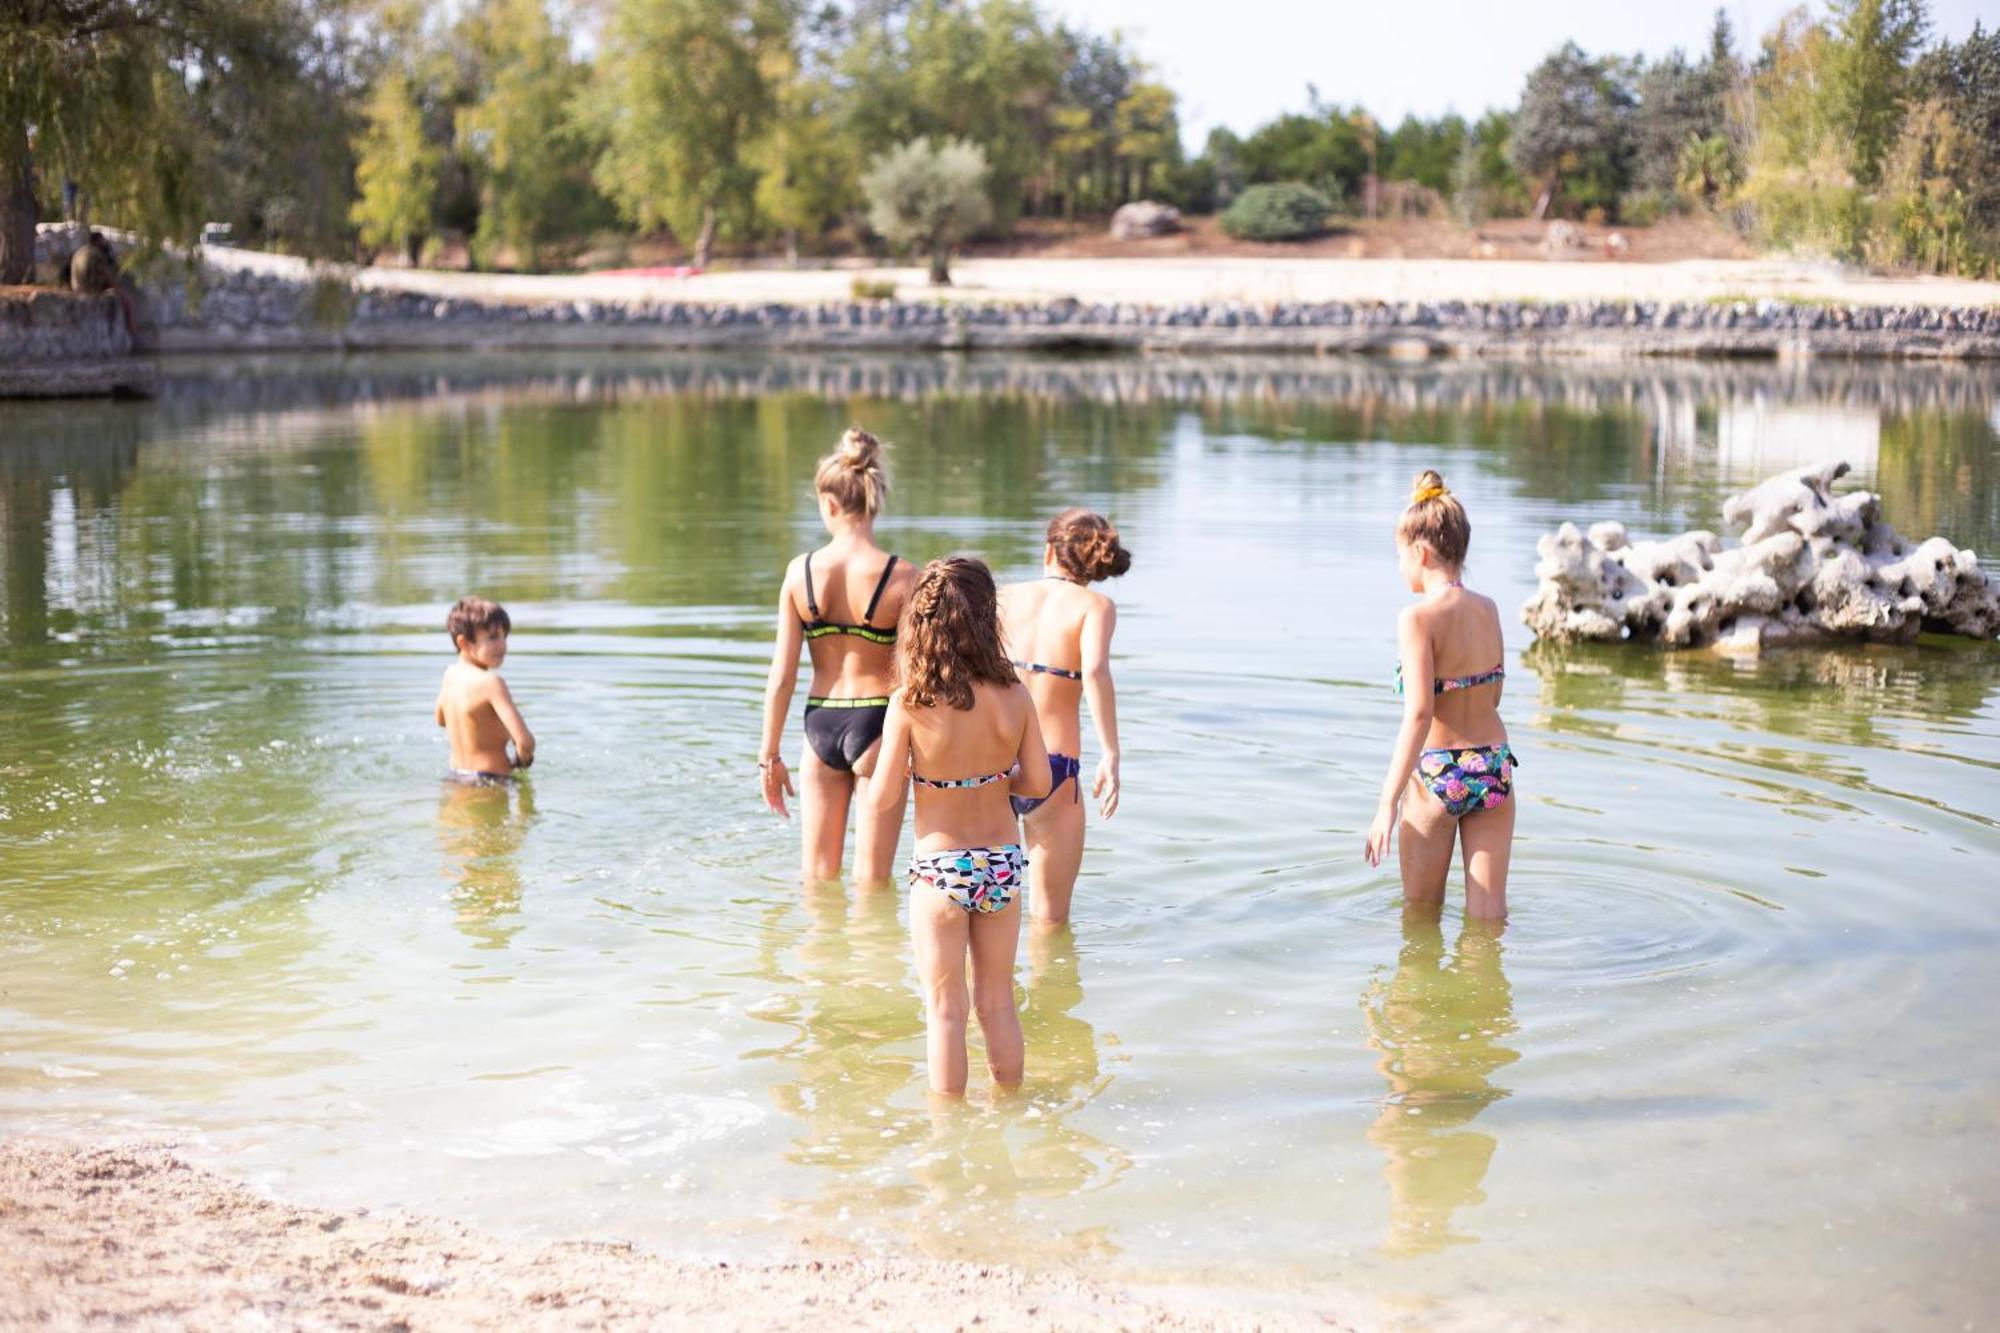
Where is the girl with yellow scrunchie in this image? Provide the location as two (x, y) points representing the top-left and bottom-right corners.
(1364, 470), (1518, 920)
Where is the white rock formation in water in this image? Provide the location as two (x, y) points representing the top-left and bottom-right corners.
(1521, 460), (2000, 651)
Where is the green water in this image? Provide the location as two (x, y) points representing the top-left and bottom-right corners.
(3, 352), (1997, 1327)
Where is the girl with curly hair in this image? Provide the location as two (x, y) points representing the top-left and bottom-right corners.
(870, 557), (1051, 1096)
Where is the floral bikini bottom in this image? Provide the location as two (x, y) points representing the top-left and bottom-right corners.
(909, 844), (1027, 914)
(1415, 743), (1519, 819)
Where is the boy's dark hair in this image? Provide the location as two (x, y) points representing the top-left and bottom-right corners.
(446, 596), (511, 647)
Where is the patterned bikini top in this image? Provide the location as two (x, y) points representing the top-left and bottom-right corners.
(1394, 661), (1506, 697)
(911, 766), (1011, 790)
(1012, 659), (1083, 681)
(801, 552), (898, 644)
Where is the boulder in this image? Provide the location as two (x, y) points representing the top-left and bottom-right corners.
(1110, 201), (1182, 240)
(1522, 461), (2000, 651)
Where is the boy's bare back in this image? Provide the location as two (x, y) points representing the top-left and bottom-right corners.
(436, 598), (534, 780)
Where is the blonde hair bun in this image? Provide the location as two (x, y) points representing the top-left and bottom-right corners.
(837, 427), (881, 471)
(1398, 468), (1470, 565)
(1410, 469), (1449, 506)
(816, 427), (889, 516)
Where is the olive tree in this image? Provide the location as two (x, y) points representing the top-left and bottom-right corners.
(861, 137), (991, 285)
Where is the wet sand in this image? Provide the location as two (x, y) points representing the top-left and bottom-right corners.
(0, 1139), (1343, 1331)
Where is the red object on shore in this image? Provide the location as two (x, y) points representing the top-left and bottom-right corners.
(592, 265), (705, 278)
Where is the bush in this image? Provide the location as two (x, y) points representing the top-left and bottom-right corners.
(860, 137), (993, 285)
(1219, 182), (1333, 241)
(850, 278), (897, 301)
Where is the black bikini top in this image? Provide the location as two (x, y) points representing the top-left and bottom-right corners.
(802, 552), (899, 645)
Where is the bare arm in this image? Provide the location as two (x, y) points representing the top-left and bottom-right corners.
(434, 687), (446, 728)
(870, 696), (913, 817)
(1011, 687), (1052, 799)
(1365, 609), (1434, 866)
(759, 567), (804, 817)
(1080, 598), (1121, 817)
(489, 676), (536, 770)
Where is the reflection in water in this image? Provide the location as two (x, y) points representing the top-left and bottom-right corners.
(5, 352), (1998, 667)
(1523, 638), (2000, 750)
(1362, 914), (1518, 1257)
(746, 892), (1127, 1259)
(437, 779), (536, 950)
(897, 926), (1127, 1261)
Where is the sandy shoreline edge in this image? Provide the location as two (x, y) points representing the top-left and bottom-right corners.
(0, 1138), (1355, 1331)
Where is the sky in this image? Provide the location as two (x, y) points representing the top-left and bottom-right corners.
(1043, 0), (2000, 147)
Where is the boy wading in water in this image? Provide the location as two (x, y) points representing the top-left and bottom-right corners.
(435, 597), (535, 784)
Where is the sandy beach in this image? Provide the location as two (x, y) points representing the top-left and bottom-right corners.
(205, 247), (2000, 312)
(0, 1139), (1354, 1332)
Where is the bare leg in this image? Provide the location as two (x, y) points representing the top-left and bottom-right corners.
(1397, 773), (1458, 912)
(1458, 794), (1516, 921)
(911, 884), (973, 1096)
(1022, 781), (1084, 925)
(798, 748), (852, 885)
(852, 736), (907, 888)
(968, 900), (1024, 1088)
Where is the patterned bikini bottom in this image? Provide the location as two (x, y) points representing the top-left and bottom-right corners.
(908, 844), (1027, 914)
(1415, 743), (1519, 819)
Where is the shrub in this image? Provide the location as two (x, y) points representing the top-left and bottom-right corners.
(850, 278), (897, 301)
(1219, 182), (1333, 241)
(860, 137), (993, 285)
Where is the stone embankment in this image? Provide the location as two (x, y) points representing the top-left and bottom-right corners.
(0, 288), (149, 396)
(141, 263), (2000, 358)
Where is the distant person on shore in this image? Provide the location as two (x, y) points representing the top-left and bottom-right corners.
(435, 596), (535, 786)
(758, 428), (916, 884)
(870, 558), (1050, 1096)
(998, 509), (1130, 926)
(69, 232), (137, 336)
(1364, 472), (1516, 919)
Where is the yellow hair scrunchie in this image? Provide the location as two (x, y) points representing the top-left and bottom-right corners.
(1412, 484), (1449, 504)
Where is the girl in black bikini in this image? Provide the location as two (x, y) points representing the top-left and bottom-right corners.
(758, 429), (916, 885)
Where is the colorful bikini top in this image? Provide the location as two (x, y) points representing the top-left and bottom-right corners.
(802, 552), (898, 644)
(910, 755), (1011, 790)
(1013, 659), (1083, 681)
(1394, 661), (1506, 696)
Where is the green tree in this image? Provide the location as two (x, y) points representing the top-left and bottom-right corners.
(1113, 82), (1178, 199)
(1382, 114), (1466, 193)
(0, 0), (319, 281)
(352, 63), (440, 263)
(1507, 41), (1636, 218)
(1827, 0), (1930, 188)
(456, 0), (594, 270)
(751, 69), (854, 264)
(1866, 95), (1981, 272)
(1046, 105), (1103, 221)
(1739, 10), (1863, 257)
(584, 0), (776, 267)
(861, 136), (992, 284)
(1675, 133), (1736, 207)
(837, 0), (1069, 223)
(1911, 21), (2000, 254)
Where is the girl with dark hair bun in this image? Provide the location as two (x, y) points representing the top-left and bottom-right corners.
(870, 557), (1051, 1096)
(758, 428), (916, 885)
(1365, 471), (1516, 920)
(996, 508), (1130, 926)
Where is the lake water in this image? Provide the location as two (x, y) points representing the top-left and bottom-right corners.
(2, 352), (1997, 1328)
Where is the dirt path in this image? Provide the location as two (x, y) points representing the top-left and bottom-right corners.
(0, 1139), (1346, 1332)
(205, 247), (2000, 312)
